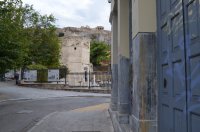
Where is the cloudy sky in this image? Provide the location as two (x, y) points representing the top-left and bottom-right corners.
(22, 0), (111, 30)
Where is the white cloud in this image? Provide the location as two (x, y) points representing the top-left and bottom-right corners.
(22, 0), (111, 30)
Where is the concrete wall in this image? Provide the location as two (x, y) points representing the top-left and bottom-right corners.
(132, 0), (157, 38)
(111, 11), (118, 111)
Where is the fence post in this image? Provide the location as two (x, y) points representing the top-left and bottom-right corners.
(65, 68), (67, 85)
(89, 70), (90, 89)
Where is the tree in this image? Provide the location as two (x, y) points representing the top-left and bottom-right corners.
(90, 40), (110, 66)
(21, 4), (60, 68)
(27, 20), (60, 68)
(0, 0), (26, 73)
(0, 0), (61, 74)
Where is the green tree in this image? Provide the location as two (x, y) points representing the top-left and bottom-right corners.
(0, 0), (61, 74)
(27, 23), (60, 68)
(90, 40), (110, 66)
(0, 0), (27, 73)
(21, 5), (60, 68)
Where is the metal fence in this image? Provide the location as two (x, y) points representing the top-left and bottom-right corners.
(2, 69), (111, 89)
(66, 72), (111, 89)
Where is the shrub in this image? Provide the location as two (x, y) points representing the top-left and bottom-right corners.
(37, 69), (48, 83)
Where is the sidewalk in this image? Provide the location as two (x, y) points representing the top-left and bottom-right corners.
(28, 103), (114, 132)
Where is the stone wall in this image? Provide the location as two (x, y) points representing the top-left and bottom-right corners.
(60, 36), (91, 73)
(57, 26), (111, 45)
(57, 26), (111, 73)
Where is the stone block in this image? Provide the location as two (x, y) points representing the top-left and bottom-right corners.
(131, 32), (157, 132)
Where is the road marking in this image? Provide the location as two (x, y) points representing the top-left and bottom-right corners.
(27, 103), (110, 132)
(28, 111), (58, 132)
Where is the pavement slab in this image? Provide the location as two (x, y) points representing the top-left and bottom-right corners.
(28, 103), (114, 132)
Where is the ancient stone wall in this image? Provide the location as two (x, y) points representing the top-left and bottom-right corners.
(59, 36), (91, 73)
(57, 26), (111, 45)
(57, 26), (111, 73)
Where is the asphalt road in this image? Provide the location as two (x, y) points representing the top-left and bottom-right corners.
(0, 82), (111, 132)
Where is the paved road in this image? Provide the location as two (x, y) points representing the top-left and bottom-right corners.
(0, 82), (110, 102)
(0, 82), (113, 132)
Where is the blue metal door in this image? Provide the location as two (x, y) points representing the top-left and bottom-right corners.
(157, 0), (188, 131)
(157, 0), (200, 132)
(184, 0), (200, 131)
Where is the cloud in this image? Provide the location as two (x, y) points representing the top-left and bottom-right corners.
(22, 0), (111, 30)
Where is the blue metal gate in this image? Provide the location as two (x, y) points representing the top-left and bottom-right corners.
(157, 0), (200, 131)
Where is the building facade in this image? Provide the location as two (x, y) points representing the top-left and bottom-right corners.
(109, 0), (200, 132)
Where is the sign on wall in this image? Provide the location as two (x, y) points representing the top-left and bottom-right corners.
(48, 69), (59, 81)
(5, 70), (14, 79)
(24, 70), (37, 82)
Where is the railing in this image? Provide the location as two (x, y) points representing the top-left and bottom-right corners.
(19, 69), (111, 89)
(66, 72), (111, 89)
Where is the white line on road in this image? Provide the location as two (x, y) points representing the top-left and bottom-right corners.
(27, 111), (59, 132)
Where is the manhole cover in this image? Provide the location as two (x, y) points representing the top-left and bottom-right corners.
(17, 110), (33, 114)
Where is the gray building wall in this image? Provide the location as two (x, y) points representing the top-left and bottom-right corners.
(109, 0), (157, 132)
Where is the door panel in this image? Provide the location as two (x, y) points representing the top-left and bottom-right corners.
(158, 0), (200, 131)
(185, 0), (200, 56)
(158, 0), (187, 132)
(184, 0), (200, 132)
(190, 113), (200, 132)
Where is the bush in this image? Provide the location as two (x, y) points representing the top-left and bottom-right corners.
(90, 40), (110, 66)
(37, 69), (48, 83)
(27, 64), (47, 82)
(59, 65), (69, 79)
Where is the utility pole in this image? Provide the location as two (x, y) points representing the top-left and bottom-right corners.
(89, 70), (90, 89)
